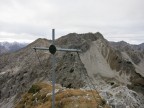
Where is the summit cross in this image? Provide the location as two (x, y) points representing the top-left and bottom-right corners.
(33, 29), (81, 108)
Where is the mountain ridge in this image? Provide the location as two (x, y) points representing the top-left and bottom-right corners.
(0, 32), (144, 108)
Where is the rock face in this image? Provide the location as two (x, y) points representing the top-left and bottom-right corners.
(0, 33), (144, 108)
(80, 37), (144, 107)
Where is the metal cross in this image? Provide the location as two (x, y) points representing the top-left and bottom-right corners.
(33, 29), (81, 108)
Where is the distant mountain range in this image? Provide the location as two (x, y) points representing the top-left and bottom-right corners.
(0, 42), (28, 54)
(110, 41), (144, 52)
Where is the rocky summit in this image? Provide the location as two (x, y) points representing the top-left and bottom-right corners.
(15, 82), (109, 108)
(0, 32), (144, 108)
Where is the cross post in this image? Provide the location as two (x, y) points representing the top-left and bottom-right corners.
(33, 29), (81, 108)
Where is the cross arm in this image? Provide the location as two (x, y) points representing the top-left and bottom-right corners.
(33, 47), (49, 51)
(33, 46), (81, 53)
(57, 47), (81, 52)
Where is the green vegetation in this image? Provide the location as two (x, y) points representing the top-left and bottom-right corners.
(28, 84), (41, 94)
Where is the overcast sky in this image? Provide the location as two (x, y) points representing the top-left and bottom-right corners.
(0, 0), (144, 44)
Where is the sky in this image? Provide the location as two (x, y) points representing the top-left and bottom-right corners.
(0, 0), (144, 44)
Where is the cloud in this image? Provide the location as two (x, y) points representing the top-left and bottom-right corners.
(0, 32), (35, 42)
(0, 0), (144, 44)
